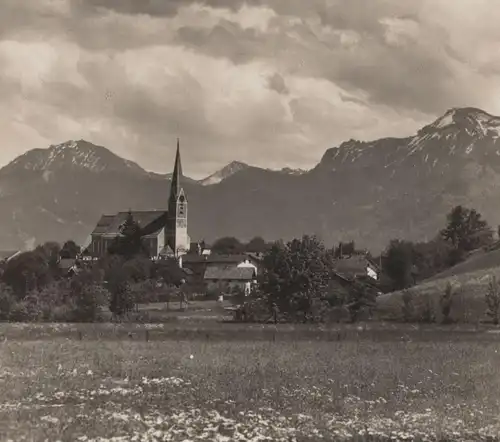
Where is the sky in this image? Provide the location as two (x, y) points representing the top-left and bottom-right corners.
(1, 1), (500, 179)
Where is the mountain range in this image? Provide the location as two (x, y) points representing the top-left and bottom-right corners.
(3, 107), (500, 253)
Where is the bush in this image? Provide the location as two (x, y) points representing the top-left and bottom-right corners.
(486, 276), (500, 325)
(0, 284), (16, 321)
(401, 289), (414, 323)
(69, 270), (109, 322)
(420, 293), (436, 323)
(440, 282), (456, 324)
(8, 300), (33, 322)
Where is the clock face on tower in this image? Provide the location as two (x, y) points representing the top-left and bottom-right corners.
(178, 203), (186, 217)
(177, 218), (187, 228)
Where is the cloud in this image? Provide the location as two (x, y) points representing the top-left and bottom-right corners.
(1, 0), (500, 178)
(267, 73), (289, 95)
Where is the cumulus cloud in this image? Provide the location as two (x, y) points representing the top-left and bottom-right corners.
(0, 0), (499, 177)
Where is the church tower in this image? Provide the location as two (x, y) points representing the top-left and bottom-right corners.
(166, 139), (190, 257)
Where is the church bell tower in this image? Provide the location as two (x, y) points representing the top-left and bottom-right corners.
(166, 138), (190, 257)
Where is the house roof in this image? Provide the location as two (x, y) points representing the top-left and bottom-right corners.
(92, 210), (168, 236)
(204, 266), (256, 281)
(334, 256), (377, 277)
(246, 252), (264, 261)
(59, 258), (76, 270)
(183, 253), (254, 265)
(159, 245), (174, 257)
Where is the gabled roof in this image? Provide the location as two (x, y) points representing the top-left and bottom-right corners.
(204, 266), (256, 281)
(93, 215), (116, 234)
(59, 258), (76, 270)
(159, 245), (175, 257)
(91, 210), (167, 236)
(334, 255), (377, 277)
(246, 252), (264, 261)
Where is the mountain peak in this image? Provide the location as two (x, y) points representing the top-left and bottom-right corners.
(199, 161), (250, 186)
(424, 107), (500, 137)
(4, 139), (146, 176)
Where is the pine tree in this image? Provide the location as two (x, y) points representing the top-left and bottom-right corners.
(108, 211), (147, 259)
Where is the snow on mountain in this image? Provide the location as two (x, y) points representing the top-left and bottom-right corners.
(277, 167), (307, 176)
(199, 162), (308, 186)
(198, 161), (250, 186)
(3, 140), (146, 175)
(321, 107), (500, 170)
(422, 107), (500, 138)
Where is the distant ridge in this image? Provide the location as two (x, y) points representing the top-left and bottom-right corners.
(2, 107), (500, 252)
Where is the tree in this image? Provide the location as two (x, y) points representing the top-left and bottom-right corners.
(440, 282), (456, 324)
(486, 276), (500, 325)
(441, 205), (493, 255)
(382, 240), (416, 291)
(245, 236), (269, 253)
(401, 289), (415, 323)
(100, 255), (133, 318)
(60, 240), (80, 259)
(108, 211), (148, 259)
(0, 283), (15, 320)
(335, 241), (356, 258)
(211, 237), (244, 255)
(70, 269), (109, 322)
(343, 279), (377, 323)
(412, 237), (454, 280)
(2, 251), (51, 296)
(259, 235), (333, 321)
(107, 273), (134, 318)
(122, 256), (153, 282)
(35, 241), (62, 279)
(152, 258), (186, 287)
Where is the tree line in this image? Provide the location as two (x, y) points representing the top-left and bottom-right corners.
(0, 204), (495, 324)
(381, 205), (494, 291)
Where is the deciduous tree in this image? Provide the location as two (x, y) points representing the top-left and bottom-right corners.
(441, 205), (493, 255)
(211, 236), (244, 255)
(259, 235), (333, 321)
(382, 240), (416, 291)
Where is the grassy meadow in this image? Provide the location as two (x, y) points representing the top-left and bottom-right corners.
(2, 327), (500, 441)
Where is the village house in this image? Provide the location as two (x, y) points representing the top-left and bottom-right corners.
(204, 266), (257, 295)
(333, 254), (380, 282)
(181, 253), (260, 295)
(82, 140), (190, 260)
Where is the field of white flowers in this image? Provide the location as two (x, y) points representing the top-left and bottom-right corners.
(1, 335), (500, 441)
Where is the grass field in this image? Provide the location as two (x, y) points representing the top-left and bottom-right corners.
(2, 328), (500, 441)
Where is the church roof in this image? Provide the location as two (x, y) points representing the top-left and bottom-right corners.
(92, 210), (167, 236)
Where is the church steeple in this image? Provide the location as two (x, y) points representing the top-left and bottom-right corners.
(166, 138), (190, 258)
(169, 138), (183, 203)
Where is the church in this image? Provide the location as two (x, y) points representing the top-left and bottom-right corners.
(84, 140), (190, 260)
